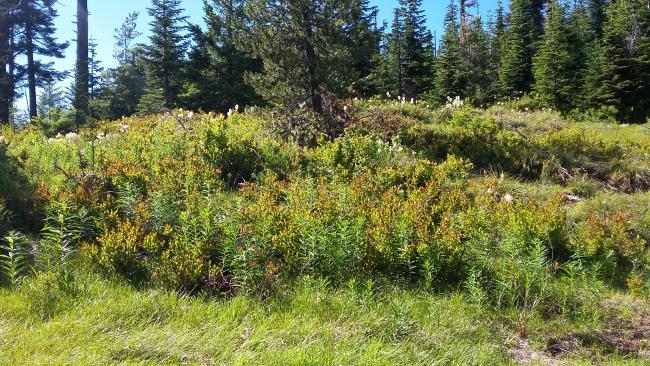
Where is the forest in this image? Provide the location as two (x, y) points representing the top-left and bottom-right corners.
(1, 0), (650, 364)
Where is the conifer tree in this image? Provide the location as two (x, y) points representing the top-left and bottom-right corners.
(246, 0), (364, 113)
(74, 0), (89, 127)
(14, 0), (68, 118)
(184, 0), (261, 112)
(0, 1), (21, 123)
(142, 0), (189, 109)
(587, 0), (650, 122)
(102, 12), (146, 119)
(434, 0), (466, 101)
(346, 0), (383, 97)
(465, 14), (493, 104)
(588, 0), (608, 37)
(532, 0), (573, 111)
(486, 1), (506, 99)
(399, 0), (436, 99)
(498, 0), (541, 97)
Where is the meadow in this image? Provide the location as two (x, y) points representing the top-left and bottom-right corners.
(1, 100), (650, 364)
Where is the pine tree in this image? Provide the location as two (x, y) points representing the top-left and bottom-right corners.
(532, 0), (573, 111)
(589, 0), (608, 37)
(246, 0), (363, 113)
(399, 0), (436, 99)
(566, 0), (593, 109)
(587, 0), (650, 122)
(386, 8), (405, 97)
(434, 0), (466, 102)
(89, 38), (104, 100)
(74, 0), (89, 127)
(13, 0), (68, 118)
(346, 0), (383, 97)
(465, 14), (493, 105)
(114, 12), (142, 65)
(142, 0), (188, 109)
(498, 0), (540, 97)
(486, 1), (507, 100)
(183, 0), (261, 113)
(102, 13), (146, 119)
(0, 1), (21, 124)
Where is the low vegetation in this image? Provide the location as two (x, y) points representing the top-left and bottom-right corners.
(1, 102), (649, 364)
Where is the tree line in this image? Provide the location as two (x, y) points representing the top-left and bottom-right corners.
(1, 0), (649, 129)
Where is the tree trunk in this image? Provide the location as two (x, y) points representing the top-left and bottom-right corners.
(0, 11), (10, 124)
(26, 21), (37, 119)
(75, 0), (89, 128)
(301, 8), (322, 114)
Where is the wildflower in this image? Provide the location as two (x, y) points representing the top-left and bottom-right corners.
(343, 106), (348, 113)
(227, 109), (233, 117)
(503, 194), (514, 204)
(386, 91), (391, 98)
(0, 136), (5, 144)
(188, 111), (195, 119)
(235, 104), (239, 112)
(65, 132), (78, 141)
(97, 132), (106, 140)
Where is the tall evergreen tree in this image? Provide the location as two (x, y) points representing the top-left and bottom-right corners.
(0, 1), (21, 124)
(589, 0), (608, 37)
(142, 0), (188, 109)
(532, 0), (573, 111)
(102, 12), (146, 119)
(74, 0), (89, 127)
(88, 38), (104, 100)
(498, 0), (540, 97)
(346, 0), (383, 97)
(465, 14), (493, 104)
(246, 0), (363, 113)
(183, 0), (261, 112)
(587, 0), (650, 122)
(434, 0), (466, 101)
(14, 0), (68, 118)
(399, 0), (435, 99)
(486, 1), (507, 99)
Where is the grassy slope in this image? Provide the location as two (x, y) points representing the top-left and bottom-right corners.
(2, 273), (647, 365)
(1, 107), (650, 365)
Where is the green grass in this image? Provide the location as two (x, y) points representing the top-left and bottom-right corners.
(580, 122), (650, 147)
(2, 107), (650, 365)
(0, 271), (513, 365)
(1, 267), (649, 365)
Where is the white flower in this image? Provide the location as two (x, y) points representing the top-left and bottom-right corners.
(56, 133), (63, 139)
(343, 106), (348, 113)
(235, 105), (239, 112)
(65, 132), (78, 141)
(503, 194), (514, 204)
(48, 137), (56, 143)
(0, 136), (5, 144)
(386, 91), (391, 98)
(227, 109), (233, 117)
(410, 98), (414, 104)
(97, 132), (106, 140)
(188, 111), (195, 119)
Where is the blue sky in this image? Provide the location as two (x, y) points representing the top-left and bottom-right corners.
(48, 0), (502, 73)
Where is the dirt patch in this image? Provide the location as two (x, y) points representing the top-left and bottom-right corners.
(508, 337), (567, 366)
(547, 315), (650, 360)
